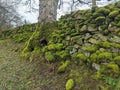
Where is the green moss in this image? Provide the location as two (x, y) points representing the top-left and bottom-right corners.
(114, 56), (120, 66)
(110, 22), (117, 26)
(100, 25), (108, 30)
(115, 15), (120, 21)
(69, 70), (83, 83)
(98, 52), (113, 61)
(41, 46), (48, 52)
(96, 8), (110, 16)
(117, 22), (120, 27)
(47, 43), (64, 51)
(111, 43), (120, 49)
(57, 61), (70, 73)
(103, 30), (109, 35)
(90, 53), (98, 62)
(50, 30), (64, 43)
(76, 53), (87, 61)
(92, 71), (102, 80)
(96, 50), (101, 54)
(21, 30), (40, 57)
(56, 50), (68, 59)
(92, 12), (103, 18)
(95, 16), (105, 23)
(86, 46), (97, 53)
(102, 41), (111, 48)
(45, 51), (54, 62)
(66, 79), (74, 90)
(107, 62), (119, 74)
(47, 44), (55, 50)
(109, 10), (119, 17)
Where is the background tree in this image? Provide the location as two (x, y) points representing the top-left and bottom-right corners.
(38, 0), (58, 23)
(0, 0), (22, 29)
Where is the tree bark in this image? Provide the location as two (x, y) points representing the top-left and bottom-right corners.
(38, 0), (58, 23)
(92, 0), (96, 7)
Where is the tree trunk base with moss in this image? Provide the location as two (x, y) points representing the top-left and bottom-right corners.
(21, 23), (57, 57)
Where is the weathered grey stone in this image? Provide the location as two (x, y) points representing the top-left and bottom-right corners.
(116, 2), (120, 8)
(84, 52), (90, 57)
(66, 35), (71, 41)
(66, 41), (70, 46)
(92, 63), (100, 71)
(80, 25), (87, 32)
(70, 48), (77, 54)
(75, 15), (82, 19)
(89, 38), (99, 44)
(74, 44), (79, 49)
(98, 26), (103, 31)
(97, 34), (107, 41)
(71, 36), (81, 41)
(88, 26), (97, 32)
(99, 48), (105, 52)
(84, 33), (92, 40)
(108, 35), (120, 43)
(108, 26), (117, 32)
(81, 43), (91, 51)
(111, 47), (119, 53)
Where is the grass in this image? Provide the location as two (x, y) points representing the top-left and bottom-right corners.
(0, 40), (66, 90)
(0, 39), (119, 90)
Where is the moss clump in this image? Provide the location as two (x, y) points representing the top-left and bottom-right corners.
(90, 53), (98, 63)
(69, 70), (83, 83)
(111, 43), (120, 49)
(95, 16), (105, 23)
(96, 8), (110, 16)
(114, 56), (120, 66)
(102, 41), (111, 48)
(109, 10), (119, 17)
(21, 30), (40, 57)
(93, 71), (102, 80)
(66, 79), (74, 90)
(21, 23), (57, 58)
(56, 50), (68, 59)
(45, 51), (54, 62)
(57, 60), (70, 73)
(98, 52), (113, 61)
(47, 43), (64, 51)
(107, 62), (119, 74)
(115, 15), (120, 21)
(86, 46), (97, 53)
(76, 53), (87, 62)
(92, 12), (103, 18)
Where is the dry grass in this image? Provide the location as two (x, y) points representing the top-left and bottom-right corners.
(0, 40), (66, 90)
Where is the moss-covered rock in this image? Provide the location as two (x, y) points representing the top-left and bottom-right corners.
(56, 50), (69, 59)
(57, 60), (70, 73)
(114, 56), (120, 66)
(45, 51), (54, 62)
(101, 41), (111, 48)
(74, 53), (87, 62)
(109, 10), (119, 18)
(86, 46), (97, 53)
(98, 52), (113, 62)
(107, 62), (119, 74)
(65, 79), (74, 90)
(96, 8), (110, 16)
(95, 16), (105, 24)
(47, 43), (64, 51)
(90, 53), (98, 63)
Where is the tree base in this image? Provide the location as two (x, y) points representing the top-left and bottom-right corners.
(21, 23), (57, 57)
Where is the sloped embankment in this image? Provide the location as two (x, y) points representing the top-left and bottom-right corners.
(39, 1), (120, 89)
(1, 1), (120, 90)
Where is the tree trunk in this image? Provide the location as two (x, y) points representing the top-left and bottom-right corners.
(92, 0), (96, 7)
(38, 0), (58, 23)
